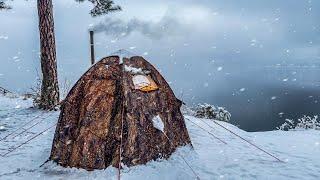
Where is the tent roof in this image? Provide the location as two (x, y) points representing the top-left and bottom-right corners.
(109, 49), (136, 63)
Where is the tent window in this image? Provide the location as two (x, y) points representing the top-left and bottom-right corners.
(132, 75), (158, 92)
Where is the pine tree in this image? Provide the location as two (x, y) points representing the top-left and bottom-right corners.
(1, 0), (121, 110)
(37, 0), (59, 110)
(0, 1), (10, 9)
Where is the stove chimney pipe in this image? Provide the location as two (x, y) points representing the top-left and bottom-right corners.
(89, 30), (95, 65)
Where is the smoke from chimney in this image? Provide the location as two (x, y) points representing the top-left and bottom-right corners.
(91, 15), (185, 40)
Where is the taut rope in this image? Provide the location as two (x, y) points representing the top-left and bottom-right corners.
(11, 112), (55, 139)
(163, 133), (201, 180)
(185, 117), (227, 145)
(1, 123), (57, 157)
(118, 102), (125, 180)
(206, 118), (284, 162)
(118, 66), (126, 180)
(0, 111), (46, 142)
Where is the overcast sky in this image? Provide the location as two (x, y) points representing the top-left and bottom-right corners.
(0, 0), (319, 106)
(0, 0), (320, 89)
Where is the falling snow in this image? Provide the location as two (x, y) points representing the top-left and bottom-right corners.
(0, 95), (319, 180)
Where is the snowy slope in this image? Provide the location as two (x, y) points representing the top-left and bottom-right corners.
(0, 95), (319, 180)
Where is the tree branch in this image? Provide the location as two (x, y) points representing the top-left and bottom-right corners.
(0, 1), (11, 10)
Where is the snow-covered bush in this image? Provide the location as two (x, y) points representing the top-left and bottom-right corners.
(60, 78), (72, 99)
(29, 75), (72, 108)
(0, 87), (17, 98)
(29, 76), (42, 107)
(194, 103), (231, 122)
(181, 104), (195, 116)
(278, 115), (320, 131)
(277, 119), (295, 131)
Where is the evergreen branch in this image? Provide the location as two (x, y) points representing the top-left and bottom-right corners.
(0, 1), (11, 10)
(75, 0), (121, 17)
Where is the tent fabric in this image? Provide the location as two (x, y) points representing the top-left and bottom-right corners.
(49, 55), (191, 170)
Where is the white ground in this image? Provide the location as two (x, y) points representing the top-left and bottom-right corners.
(0, 95), (319, 180)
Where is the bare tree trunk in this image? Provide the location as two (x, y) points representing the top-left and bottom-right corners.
(37, 0), (59, 110)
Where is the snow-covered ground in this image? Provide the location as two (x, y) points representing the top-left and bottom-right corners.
(0, 95), (319, 180)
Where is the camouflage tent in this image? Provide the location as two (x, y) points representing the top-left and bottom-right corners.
(49, 54), (191, 170)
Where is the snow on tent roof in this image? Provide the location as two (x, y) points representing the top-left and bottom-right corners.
(109, 49), (137, 63)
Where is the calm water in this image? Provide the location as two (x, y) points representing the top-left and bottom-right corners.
(193, 64), (320, 132)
